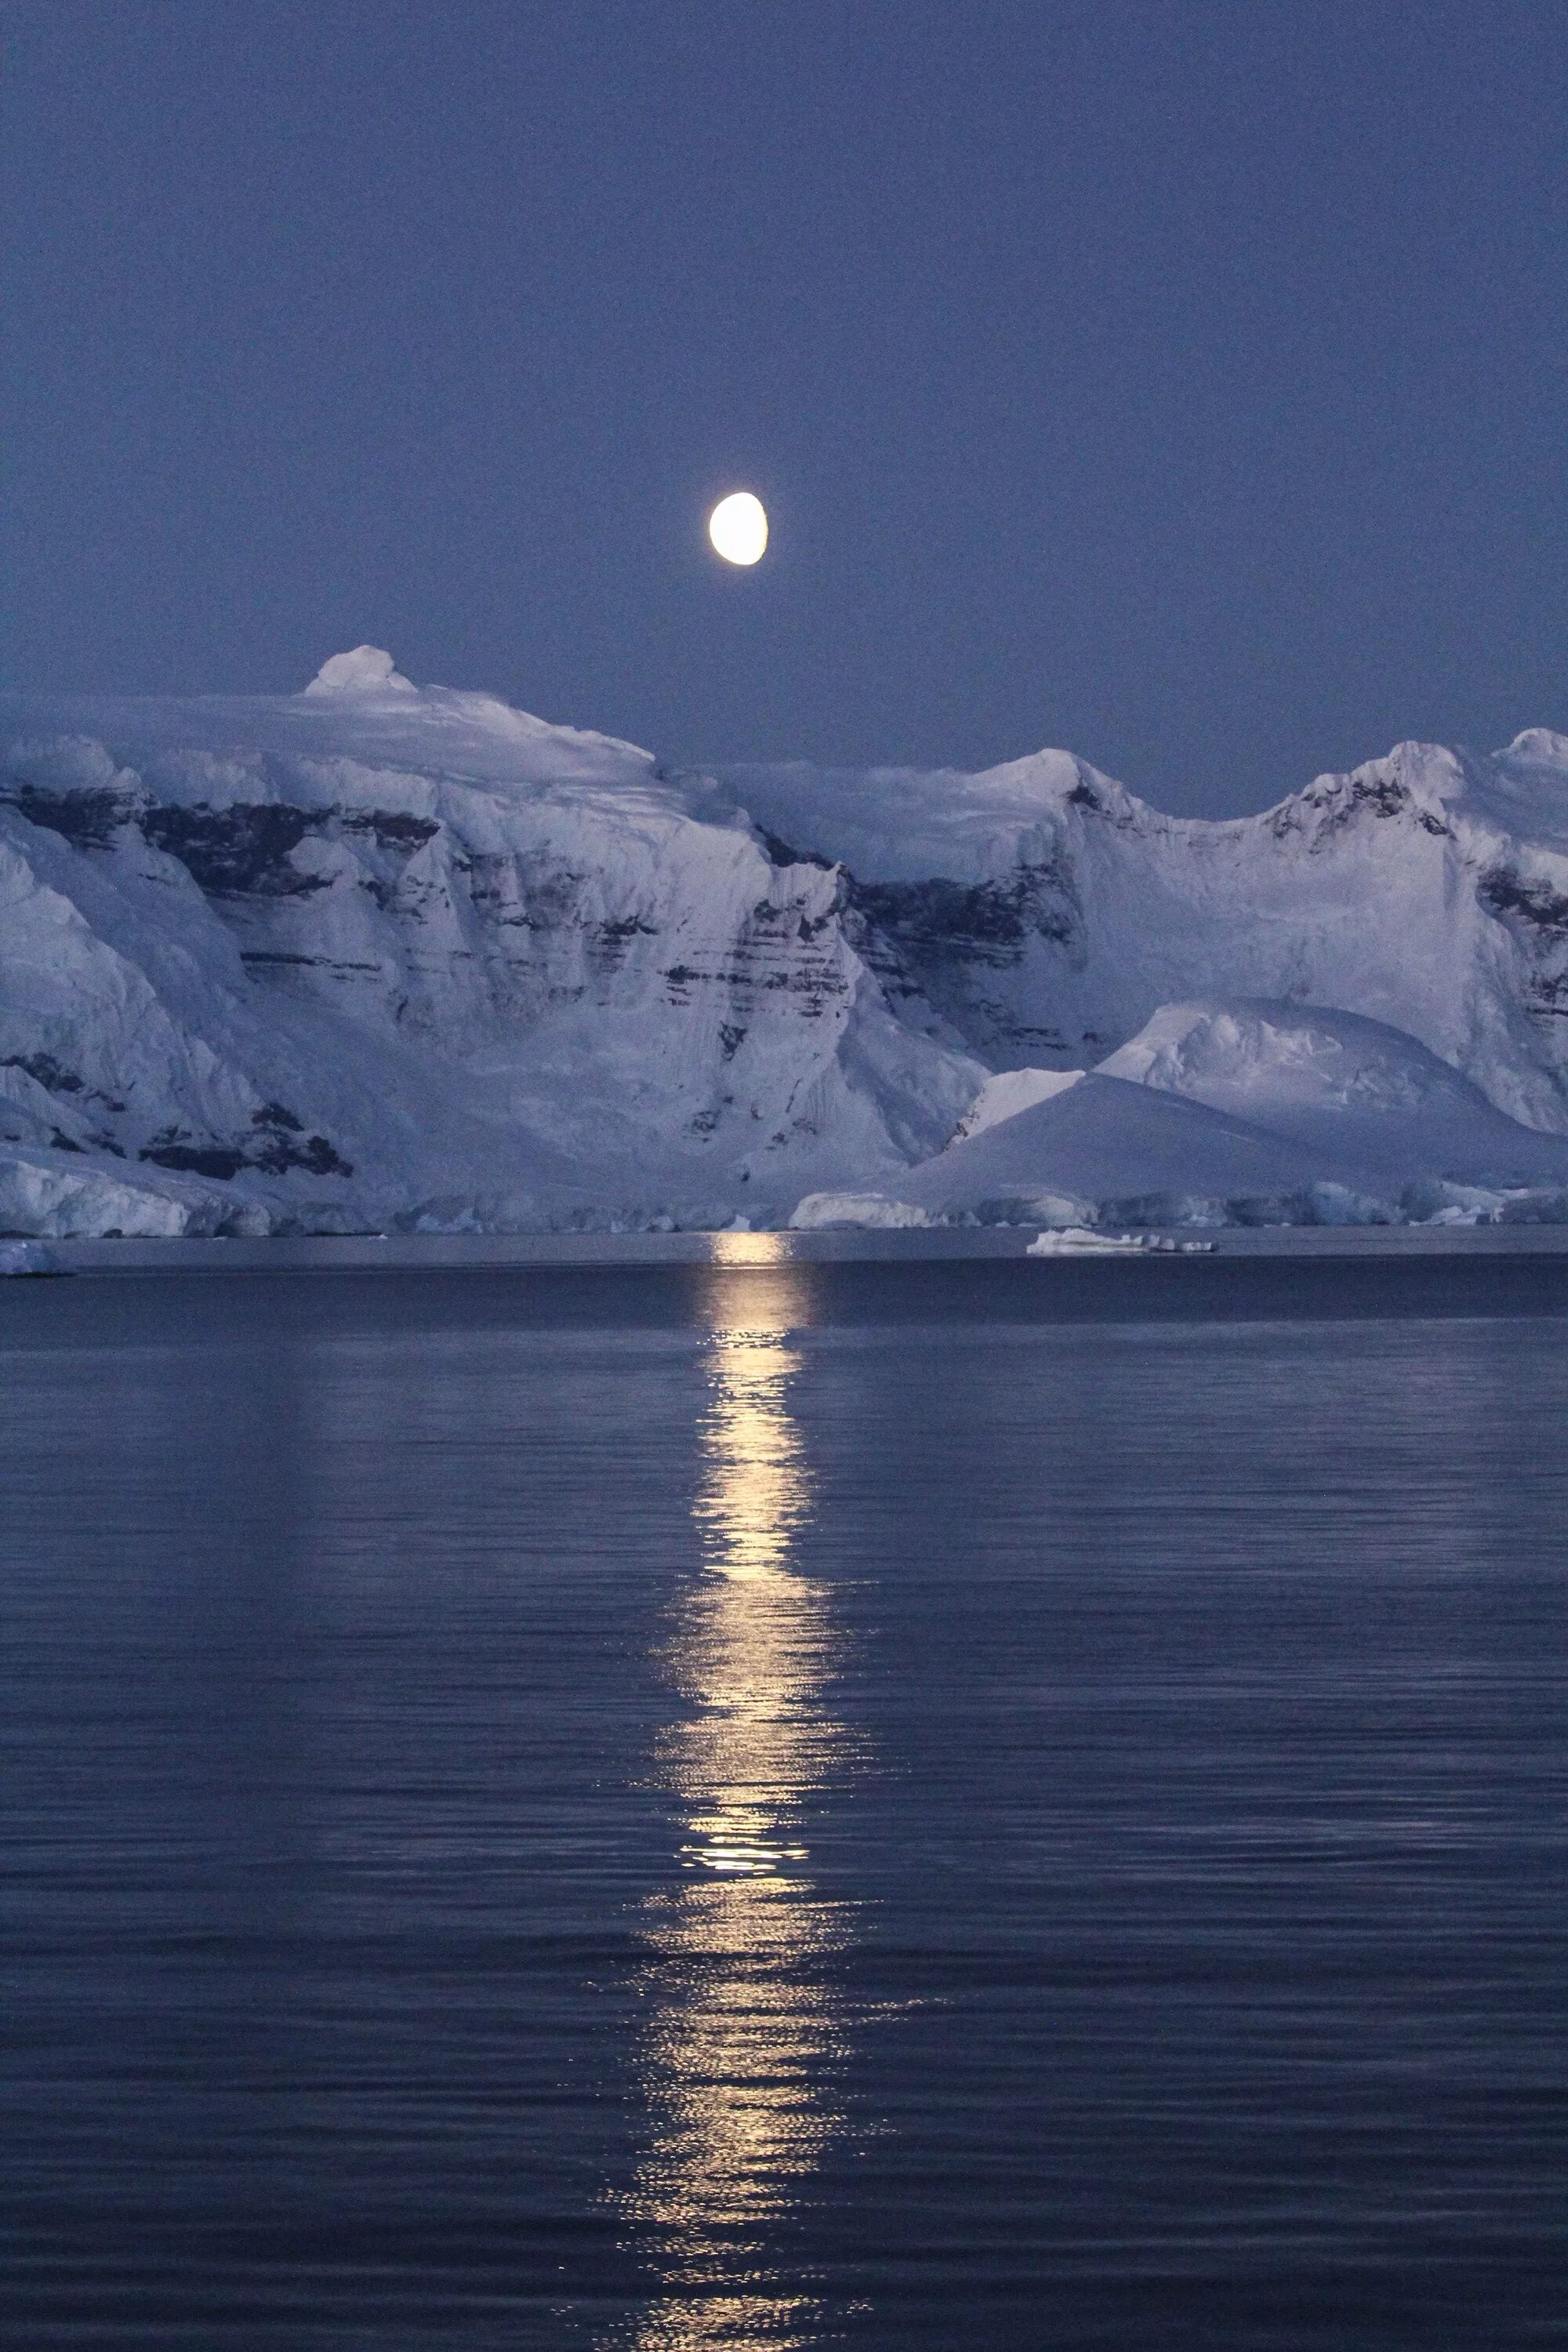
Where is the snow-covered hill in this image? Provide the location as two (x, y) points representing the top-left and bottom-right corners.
(797, 1000), (1568, 1234)
(2, 648), (1566, 1235)
(1096, 1000), (1568, 1185)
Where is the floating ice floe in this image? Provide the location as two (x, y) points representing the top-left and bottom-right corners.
(0, 1239), (64, 1276)
(1025, 1227), (1214, 1256)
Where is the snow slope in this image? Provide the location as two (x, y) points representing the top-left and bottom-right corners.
(2, 649), (1566, 1234)
(950, 1066), (1083, 1142)
(891, 1073), (1334, 1224)
(1098, 1000), (1568, 1187)
(807, 999), (1568, 1232)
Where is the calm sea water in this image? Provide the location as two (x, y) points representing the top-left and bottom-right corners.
(5, 1240), (1568, 2350)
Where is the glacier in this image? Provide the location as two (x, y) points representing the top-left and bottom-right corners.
(2, 649), (1567, 1236)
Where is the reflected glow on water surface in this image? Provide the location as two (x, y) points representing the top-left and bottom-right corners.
(619, 1235), (857, 2350)
(8, 1266), (1568, 2349)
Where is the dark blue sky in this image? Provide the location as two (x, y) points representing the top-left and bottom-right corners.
(2, 0), (1563, 812)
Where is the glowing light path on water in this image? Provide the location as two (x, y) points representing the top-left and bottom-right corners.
(619, 1231), (858, 2351)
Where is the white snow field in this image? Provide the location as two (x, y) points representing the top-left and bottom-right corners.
(2, 651), (1568, 1235)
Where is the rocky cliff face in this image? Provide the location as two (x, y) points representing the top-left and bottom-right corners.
(2, 649), (1565, 1235)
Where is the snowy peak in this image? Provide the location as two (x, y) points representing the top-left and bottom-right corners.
(0, 655), (673, 811)
(1495, 728), (1568, 786)
(303, 645), (418, 696)
(1256, 742), (1465, 850)
(718, 746), (1143, 886)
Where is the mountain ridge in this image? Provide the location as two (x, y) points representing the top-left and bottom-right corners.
(2, 649), (1566, 1236)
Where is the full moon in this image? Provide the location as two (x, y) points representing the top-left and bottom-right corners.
(708, 491), (768, 566)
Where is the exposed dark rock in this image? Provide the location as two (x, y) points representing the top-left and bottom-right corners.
(1479, 867), (1568, 935)
(7, 783), (139, 847)
(1352, 776), (1410, 819)
(241, 951), (330, 967)
(249, 1131), (354, 1178)
(759, 827), (834, 872)
(1293, 771), (1451, 847)
(2, 1051), (85, 1093)
(837, 858), (1082, 1059)
(2, 1057), (128, 1129)
(852, 868), (1075, 967)
(142, 804), (330, 896)
(140, 1114), (352, 1181)
(339, 811), (440, 851)
(141, 1140), (247, 1178)
(593, 913), (658, 971)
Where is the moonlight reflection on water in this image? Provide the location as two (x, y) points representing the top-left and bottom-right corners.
(10, 1250), (1568, 2349)
(618, 1233), (858, 2350)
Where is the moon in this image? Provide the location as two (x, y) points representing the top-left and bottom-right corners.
(708, 491), (768, 567)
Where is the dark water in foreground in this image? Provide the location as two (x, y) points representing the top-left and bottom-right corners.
(5, 1242), (1568, 2349)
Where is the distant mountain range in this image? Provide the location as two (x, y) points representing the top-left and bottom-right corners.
(3, 645), (1566, 1236)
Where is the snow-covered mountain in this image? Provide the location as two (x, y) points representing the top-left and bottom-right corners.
(2, 648), (1566, 1235)
(0, 651), (982, 1234)
(724, 730), (1568, 1134)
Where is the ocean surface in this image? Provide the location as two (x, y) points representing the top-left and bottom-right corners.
(5, 1235), (1568, 2350)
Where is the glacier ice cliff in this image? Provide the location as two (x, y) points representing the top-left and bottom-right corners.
(3, 650), (1568, 1235)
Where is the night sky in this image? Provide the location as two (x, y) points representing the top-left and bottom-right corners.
(2, 0), (1563, 812)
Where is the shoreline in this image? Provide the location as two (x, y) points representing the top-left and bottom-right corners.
(23, 1220), (1568, 1276)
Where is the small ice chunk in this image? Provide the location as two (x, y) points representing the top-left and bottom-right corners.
(1025, 1226), (1145, 1254)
